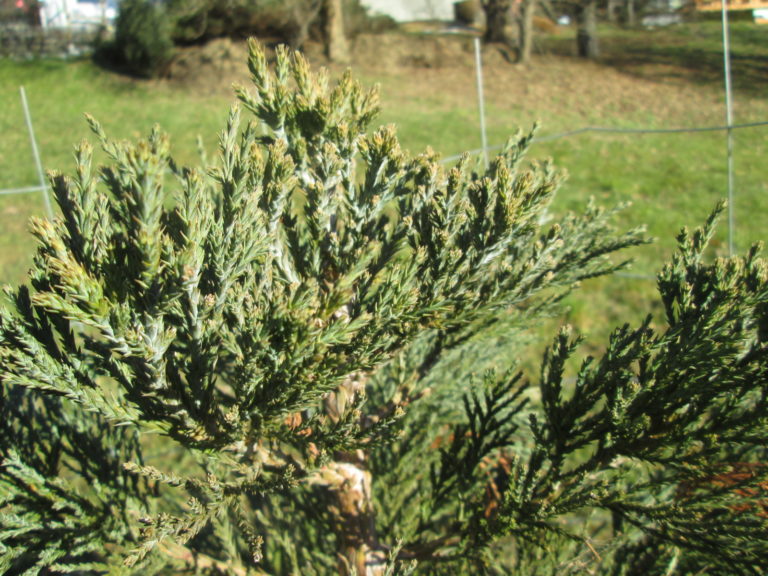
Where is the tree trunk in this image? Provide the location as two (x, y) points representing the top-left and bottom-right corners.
(537, 0), (557, 21)
(323, 0), (349, 63)
(321, 461), (386, 575)
(315, 370), (386, 575)
(517, 0), (536, 64)
(607, 0), (618, 23)
(289, 0), (323, 51)
(482, 0), (514, 45)
(624, 0), (636, 27)
(575, 0), (598, 59)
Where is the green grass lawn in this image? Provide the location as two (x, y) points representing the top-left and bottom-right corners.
(0, 58), (233, 284)
(0, 20), (765, 352)
(368, 22), (767, 346)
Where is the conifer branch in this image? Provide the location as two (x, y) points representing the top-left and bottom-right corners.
(2, 42), (763, 575)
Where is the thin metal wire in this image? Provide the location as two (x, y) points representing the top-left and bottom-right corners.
(615, 272), (657, 281)
(20, 86), (53, 219)
(1, 35), (755, 267)
(442, 120), (768, 163)
(4, 118), (761, 196)
(0, 185), (46, 196)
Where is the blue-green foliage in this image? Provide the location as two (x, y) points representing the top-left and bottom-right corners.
(1, 42), (765, 575)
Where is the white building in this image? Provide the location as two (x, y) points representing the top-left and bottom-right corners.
(38, 0), (458, 31)
(39, 0), (118, 29)
(361, 0), (457, 21)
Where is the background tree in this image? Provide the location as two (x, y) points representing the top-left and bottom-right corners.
(624, 0), (637, 26)
(283, 0), (323, 52)
(575, 0), (599, 58)
(322, 0), (350, 63)
(481, 0), (515, 45)
(2, 42), (767, 575)
(482, 0), (538, 64)
(112, 0), (175, 77)
(607, 0), (619, 23)
(517, 0), (537, 63)
(106, 0), (358, 77)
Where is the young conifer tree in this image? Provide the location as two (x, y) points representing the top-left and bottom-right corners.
(1, 41), (767, 575)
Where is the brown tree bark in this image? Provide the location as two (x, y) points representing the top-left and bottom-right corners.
(311, 364), (386, 575)
(481, 0), (515, 45)
(517, 0), (536, 63)
(624, 0), (636, 27)
(319, 461), (386, 575)
(323, 0), (350, 63)
(575, 0), (599, 59)
(288, 0), (323, 51)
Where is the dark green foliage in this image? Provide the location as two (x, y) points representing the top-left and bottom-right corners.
(1, 41), (766, 575)
(370, 204), (768, 574)
(114, 0), (174, 77)
(169, 0), (273, 44)
(341, 0), (398, 38)
(166, 0), (391, 47)
(104, 0), (391, 74)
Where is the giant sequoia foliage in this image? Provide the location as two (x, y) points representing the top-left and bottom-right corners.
(1, 42), (767, 575)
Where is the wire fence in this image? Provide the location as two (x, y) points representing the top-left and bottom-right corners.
(0, 184), (45, 196)
(442, 119), (768, 163)
(2, 21), (765, 283)
(458, 30), (760, 266)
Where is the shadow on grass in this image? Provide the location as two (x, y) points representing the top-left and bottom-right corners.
(540, 21), (768, 97)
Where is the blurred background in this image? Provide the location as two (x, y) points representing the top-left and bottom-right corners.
(1, 0), (766, 354)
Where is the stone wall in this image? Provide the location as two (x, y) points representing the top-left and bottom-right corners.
(0, 24), (99, 59)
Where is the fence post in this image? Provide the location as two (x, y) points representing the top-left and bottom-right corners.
(473, 37), (489, 170)
(721, 0), (735, 256)
(20, 86), (53, 220)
